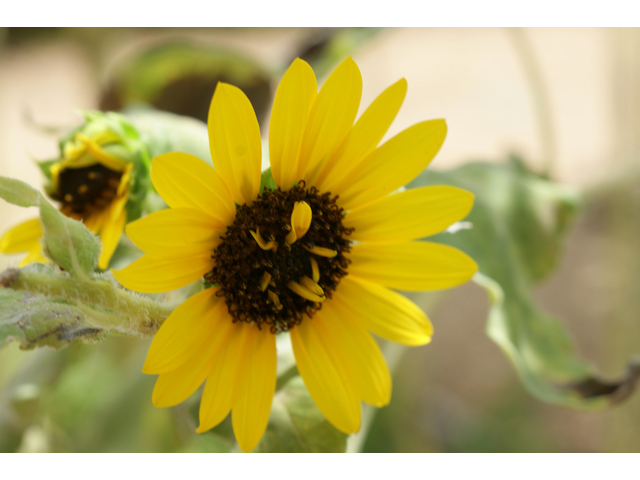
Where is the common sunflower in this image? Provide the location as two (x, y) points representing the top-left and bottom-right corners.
(0, 114), (145, 269)
(113, 57), (478, 452)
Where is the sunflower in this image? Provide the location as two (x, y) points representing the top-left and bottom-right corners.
(0, 113), (146, 270)
(113, 57), (478, 452)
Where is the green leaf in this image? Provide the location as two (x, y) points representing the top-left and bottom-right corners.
(39, 199), (100, 278)
(409, 156), (640, 407)
(0, 176), (40, 207)
(254, 375), (347, 453)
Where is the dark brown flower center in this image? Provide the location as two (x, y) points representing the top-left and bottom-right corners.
(51, 164), (123, 218)
(205, 182), (353, 334)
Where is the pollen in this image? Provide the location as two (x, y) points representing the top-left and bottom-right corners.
(205, 182), (353, 333)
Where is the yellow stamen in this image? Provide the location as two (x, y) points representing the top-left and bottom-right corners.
(286, 201), (312, 245)
(287, 281), (326, 303)
(301, 276), (324, 296)
(250, 228), (278, 252)
(303, 245), (338, 258)
(64, 194), (73, 203)
(267, 290), (283, 310)
(260, 272), (272, 292)
(310, 257), (320, 282)
(78, 184), (89, 194)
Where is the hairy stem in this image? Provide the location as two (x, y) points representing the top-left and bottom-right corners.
(6, 268), (175, 336)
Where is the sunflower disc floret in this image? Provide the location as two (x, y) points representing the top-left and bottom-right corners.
(206, 182), (353, 333)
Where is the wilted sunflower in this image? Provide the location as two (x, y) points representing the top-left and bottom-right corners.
(113, 57), (478, 452)
(0, 112), (148, 269)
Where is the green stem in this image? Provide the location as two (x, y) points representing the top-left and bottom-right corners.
(507, 27), (558, 180)
(7, 269), (175, 336)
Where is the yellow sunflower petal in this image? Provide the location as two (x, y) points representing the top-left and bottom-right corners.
(232, 325), (277, 452)
(269, 58), (317, 190)
(336, 276), (432, 346)
(151, 152), (236, 225)
(208, 82), (262, 205)
(0, 218), (43, 254)
(142, 288), (222, 374)
(291, 318), (361, 434)
(151, 293), (233, 407)
(348, 241), (478, 291)
(97, 203), (126, 270)
(297, 57), (362, 182)
(197, 320), (251, 433)
(313, 300), (391, 407)
(287, 200), (312, 244)
(112, 252), (214, 294)
(83, 208), (105, 233)
(314, 78), (407, 190)
(126, 208), (224, 258)
(152, 361), (209, 408)
(335, 119), (447, 210)
(344, 186), (474, 243)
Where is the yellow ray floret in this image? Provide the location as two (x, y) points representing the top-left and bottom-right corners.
(285, 201), (312, 244)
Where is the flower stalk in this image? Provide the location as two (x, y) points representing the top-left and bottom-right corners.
(3, 266), (174, 340)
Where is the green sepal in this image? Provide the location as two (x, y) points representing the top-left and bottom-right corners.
(259, 167), (277, 194)
(35, 159), (58, 182)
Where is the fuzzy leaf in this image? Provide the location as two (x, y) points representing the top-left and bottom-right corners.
(39, 199), (100, 278)
(0, 176), (40, 207)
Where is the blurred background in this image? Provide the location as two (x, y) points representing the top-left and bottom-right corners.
(1, 27), (640, 452)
